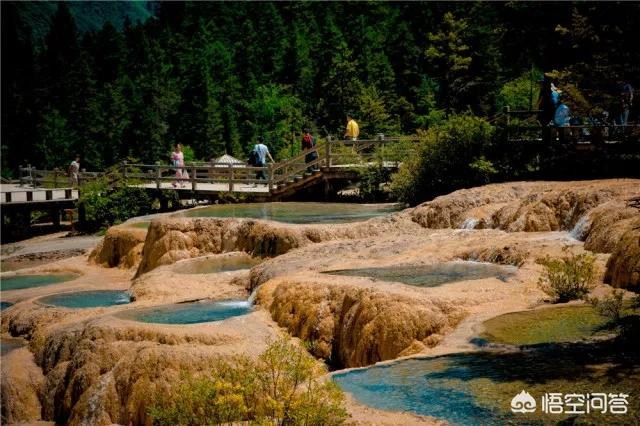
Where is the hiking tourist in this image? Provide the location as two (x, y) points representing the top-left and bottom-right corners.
(619, 82), (634, 126)
(171, 144), (185, 188)
(253, 136), (274, 181)
(344, 113), (359, 141)
(68, 155), (80, 187)
(302, 127), (318, 172)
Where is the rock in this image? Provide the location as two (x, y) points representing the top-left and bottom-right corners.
(257, 279), (465, 368)
(604, 217), (640, 292)
(410, 180), (639, 246)
(89, 226), (147, 269)
(134, 216), (421, 276)
(1, 347), (45, 424)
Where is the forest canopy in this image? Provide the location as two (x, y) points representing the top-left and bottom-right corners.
(2, 1), (639, 174)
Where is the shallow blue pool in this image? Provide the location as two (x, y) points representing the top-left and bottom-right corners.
(323, 262), (516, 287)
(39, 290), (131, 308)
(0, 301), (13, 310)
(179, 202), (402, 224)
(0, 273), (79, 291)
(117, 299), (252, 324)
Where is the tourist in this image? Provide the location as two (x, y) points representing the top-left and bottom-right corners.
(619, 81), (634, 126)
(537, 76), (555, 125)
(171, 144), (185, 188)
(344, 113), (359, 141)
(302, 127), (318, 172)
(554, 99), (572, 143)
(253, 136), (274, 182)
(68, 155), (80, 187)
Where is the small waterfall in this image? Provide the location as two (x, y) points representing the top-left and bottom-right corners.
(461, 218), (480, 230)
(569, 216), (591, 241)
(247, 287), (259, 305)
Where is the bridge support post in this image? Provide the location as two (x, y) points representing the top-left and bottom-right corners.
(325, 137), (332, 168)
(5, 192), (11, 203)
(228, 164), (234, 192)
(155, 161), (161, 190)
(50, 208), (60, 228)
(46, 190), (53, 201)
(121, 161), (128, 179)
(191, 165), (197, 192)
(323, 178), (332, 201)
(268, 164), (273, 192)
(26, 191), (33, 202)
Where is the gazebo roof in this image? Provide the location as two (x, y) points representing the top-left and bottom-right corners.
(212, 154), (244, 166)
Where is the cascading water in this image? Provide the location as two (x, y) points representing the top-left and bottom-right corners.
(460, 218), (480, 230)
(569, 216), (591, 241)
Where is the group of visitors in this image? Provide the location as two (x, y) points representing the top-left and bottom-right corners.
(537, 76), (635, 145)
(246, 113), (359, 183)
(165, 113), (360, 187)
(539, 77), (634, 130)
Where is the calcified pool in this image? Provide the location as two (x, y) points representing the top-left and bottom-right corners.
(0, 273), (79, 291)
(323, 261), (516, 287)
(39, 290), (131, 309)
(116, 299), (252, 324)
(175, 253), (261, 274)
(0, 301), (13, 310)
(178, 202), (401, 224)
(1, 336), (24, 357)
(334, 341), (640, 425)
(479, 305), (611, 346)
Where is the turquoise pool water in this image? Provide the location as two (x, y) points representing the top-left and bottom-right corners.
(179, 202), (401, 224)
(0, 273), (79, 291)
(334, 343), (640, 425)
(117, 299), (252, 324)
(39, 290), (131, 308)
(323, 262), (515, 287)
(0, 301), (13, 310)
(176, 254), (261, 274)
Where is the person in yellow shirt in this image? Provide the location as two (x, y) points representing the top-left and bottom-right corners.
(344, 113), (359, 140)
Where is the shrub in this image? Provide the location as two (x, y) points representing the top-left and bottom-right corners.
(589, 290), (625, 322)
(537, 250), (598, 303)
(358, 163), (392, 202)
(149, 338), (347, 426)
(390, 113), (495, 204)
(78, 166), (151, 232)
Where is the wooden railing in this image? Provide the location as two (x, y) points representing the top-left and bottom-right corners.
(16, 137), (413, 195)
(121, 161), (271, 192)
(18, 166), (103, 188)
(504, 107), (640, 144)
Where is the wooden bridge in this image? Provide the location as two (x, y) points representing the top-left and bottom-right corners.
(12, 137), (411, 204)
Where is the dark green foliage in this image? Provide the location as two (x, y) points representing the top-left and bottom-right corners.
(358, 163), (392, 203)
(390, 114), (495, 204)
(2, 2), (639, 188)
(78, 170), (151, 232)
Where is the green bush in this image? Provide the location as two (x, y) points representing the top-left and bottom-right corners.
(537, 251), (597, 303)
(149, 338), (347, 426)
(78, 169), (151, 232)
(589, 290), (626, 322)
(358, 163), (392, 202)
(390, 113), (495, 204)
(494, 69), (543, 113)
